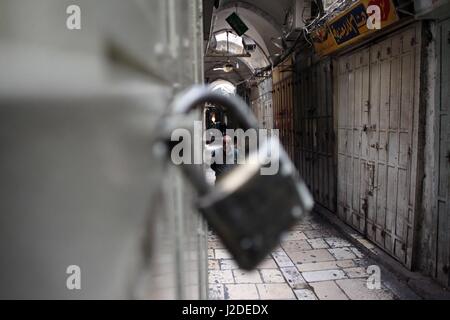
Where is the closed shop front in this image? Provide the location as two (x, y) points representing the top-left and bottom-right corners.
(273, 57), (295, 159)
(250, 78), (273, 129)
(335, 23), (422, 268)
(294, 55), (336, 213)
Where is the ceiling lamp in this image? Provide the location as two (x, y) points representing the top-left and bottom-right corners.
(213, 60), (238, 73)
(222, 62), (234, 73)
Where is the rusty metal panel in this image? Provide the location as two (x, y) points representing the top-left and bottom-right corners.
(335, 24), (421, 268)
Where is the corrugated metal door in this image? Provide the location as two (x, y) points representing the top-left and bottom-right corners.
(336, 25), (421, 267)
(336, 48), (370, 235)
(250, 79), (273, 129)
(273, 76), (295, 159)
(294, 57), (336, 213)
(436, 18), (450, 286)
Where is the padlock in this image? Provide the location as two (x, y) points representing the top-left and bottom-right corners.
(160, 86), (314, 270)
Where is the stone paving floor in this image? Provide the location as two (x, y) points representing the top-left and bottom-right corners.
(208, 210), (419, 300)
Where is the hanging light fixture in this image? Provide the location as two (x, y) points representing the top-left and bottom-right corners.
(213, 59), (237, 73)
(222, 61), (234, 73)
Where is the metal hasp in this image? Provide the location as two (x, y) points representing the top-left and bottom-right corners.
(162, 86), (314, 270)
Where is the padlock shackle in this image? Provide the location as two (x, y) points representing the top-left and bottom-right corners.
(172, 86), (259, 130)
(166, 86), (259, 196)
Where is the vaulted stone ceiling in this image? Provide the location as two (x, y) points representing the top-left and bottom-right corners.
(204, 0), (294, 85)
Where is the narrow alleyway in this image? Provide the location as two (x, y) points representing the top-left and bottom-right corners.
(208, 209), (420, 300)
(3, 0), (450, 301)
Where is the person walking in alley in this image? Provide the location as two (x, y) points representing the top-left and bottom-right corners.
(210, 134), (239, 180)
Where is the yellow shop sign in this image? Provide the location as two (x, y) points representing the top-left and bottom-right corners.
(312, 0), (399, 56)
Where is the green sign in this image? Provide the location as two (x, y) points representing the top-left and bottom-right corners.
(226, 12), (249, 36)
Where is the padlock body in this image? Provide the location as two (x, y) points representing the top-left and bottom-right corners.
(197, 137), (313, 270)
